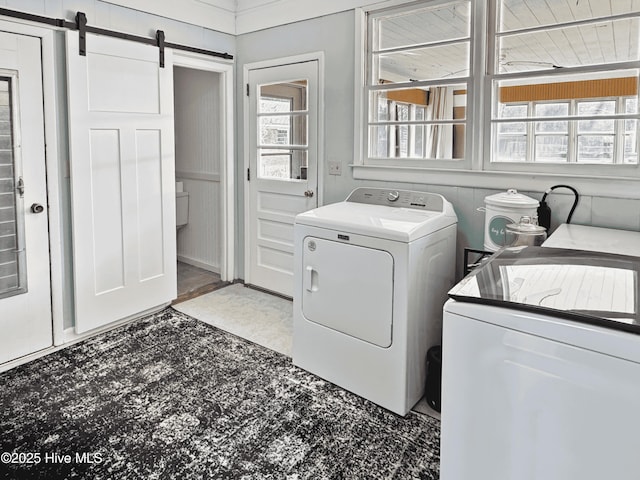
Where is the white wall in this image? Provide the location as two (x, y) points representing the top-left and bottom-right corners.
(174, 67), (223, 273)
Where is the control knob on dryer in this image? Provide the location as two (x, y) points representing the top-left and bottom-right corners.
(387, 190), (400, 202)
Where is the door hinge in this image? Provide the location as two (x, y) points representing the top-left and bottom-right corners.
(16, 177), (24, 197)
(247, 168), (250, 181)
(246, 83), (250, 96)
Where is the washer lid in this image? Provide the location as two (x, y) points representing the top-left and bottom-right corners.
(449, 246), (640, 335)
(544, 224), (640, 257)
(295, 201), (457, 242)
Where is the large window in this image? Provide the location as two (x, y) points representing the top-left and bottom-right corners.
(491, 0), (639, 170)
(365, 0), (471, 165)
(362, 0), (640, 175)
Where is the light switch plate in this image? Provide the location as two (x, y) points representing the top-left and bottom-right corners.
(328, 161), (342, 175)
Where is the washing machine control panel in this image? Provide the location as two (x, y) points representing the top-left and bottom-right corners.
(346, 187), (444, 212)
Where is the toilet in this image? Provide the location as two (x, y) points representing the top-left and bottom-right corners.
(176, 191), (189, 230)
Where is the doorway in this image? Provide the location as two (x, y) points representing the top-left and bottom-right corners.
(172, 55), (235, 302)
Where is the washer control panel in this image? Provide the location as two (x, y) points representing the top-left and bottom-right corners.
(346, 187), (444, 212)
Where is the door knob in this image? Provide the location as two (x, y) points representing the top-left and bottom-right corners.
(30, 203), (44, 214)
(304, 190), (314, 198)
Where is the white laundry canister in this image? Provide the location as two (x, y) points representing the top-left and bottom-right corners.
(481, 189), (539, 251)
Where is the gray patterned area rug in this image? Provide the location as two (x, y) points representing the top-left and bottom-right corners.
(0, 308), (440, 479)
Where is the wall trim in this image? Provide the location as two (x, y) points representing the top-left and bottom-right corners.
(351, 164), (640, 199)
(104, 0), (236, 34)
(178, 255), (220, 274)
(175, 170), (221, 182)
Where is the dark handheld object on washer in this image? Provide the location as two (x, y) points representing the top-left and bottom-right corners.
(537, 184), (579, 230)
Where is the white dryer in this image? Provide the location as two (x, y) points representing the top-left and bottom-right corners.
(292, 187), (457, 415)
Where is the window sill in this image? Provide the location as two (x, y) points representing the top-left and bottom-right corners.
(350, 164), (640, 199)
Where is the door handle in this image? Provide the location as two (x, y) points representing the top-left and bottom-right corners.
(30, 203), (44, 214)
(304, 266), (319, 292)
(305, 266), (314, 292)
(304, 190), (314, 198)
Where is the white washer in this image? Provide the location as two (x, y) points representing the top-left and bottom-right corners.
(293, 187), (457, 415)
(441, 244), (640, 480)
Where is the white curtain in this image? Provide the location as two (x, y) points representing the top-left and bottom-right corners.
(425, 87), (454, 159)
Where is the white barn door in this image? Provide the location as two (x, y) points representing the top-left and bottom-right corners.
(66, 32), (176, 333)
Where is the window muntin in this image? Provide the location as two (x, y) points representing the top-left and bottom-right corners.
(0, 76), (26, 299)
(625, 98), (638, 163)
(365, 0), (471, 163)
(257, 81), (309, 181)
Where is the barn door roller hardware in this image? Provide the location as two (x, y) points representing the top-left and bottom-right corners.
(157, 30), (165, 68)
(76, 11), (87, 56)
(0, 7), (233, 67)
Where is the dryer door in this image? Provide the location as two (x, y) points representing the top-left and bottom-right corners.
(301, 236), (393, 347)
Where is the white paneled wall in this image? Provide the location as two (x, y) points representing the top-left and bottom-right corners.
(178, 178), (222, 272)
(174, 66), (222, 273)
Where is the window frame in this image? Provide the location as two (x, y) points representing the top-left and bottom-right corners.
(352, 0), (640, 196)
(484, 0), (640, 176)
(362, 0), (476, 170)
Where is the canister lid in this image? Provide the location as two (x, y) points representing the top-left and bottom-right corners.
(484, 188), (539, 208)
(506, 216), (547, 234)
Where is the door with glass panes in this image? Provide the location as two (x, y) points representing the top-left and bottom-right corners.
(246, 60), (319, 297)
(0, 31), (52, 364)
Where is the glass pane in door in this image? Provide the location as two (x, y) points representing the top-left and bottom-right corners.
(258, 80), (308, 181)
(0, 77), (25, 299)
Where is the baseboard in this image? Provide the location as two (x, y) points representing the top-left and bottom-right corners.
(63, 303), (170, 344)
(177, 255), (220, 274)
(0, 345), (64, 373)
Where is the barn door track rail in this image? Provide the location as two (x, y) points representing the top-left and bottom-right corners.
(0, 7), (234, 66)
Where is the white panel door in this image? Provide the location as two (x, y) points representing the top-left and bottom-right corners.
(0, 32), (52, 363)
(247, 61), (319, 297)
(66, 32), (176, 333)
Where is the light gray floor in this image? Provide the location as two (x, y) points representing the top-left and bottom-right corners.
(174, 283), (440, 420)
(173, 283), (293, 356)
